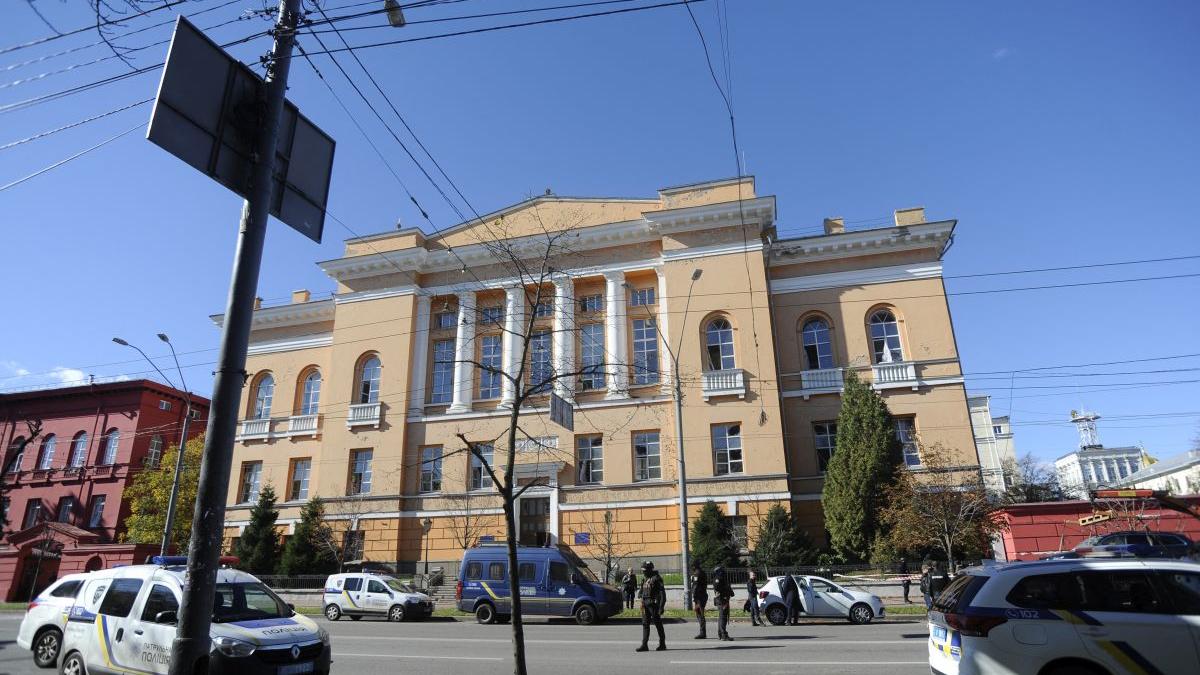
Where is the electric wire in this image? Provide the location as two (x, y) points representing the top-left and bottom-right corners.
(0, 97), (152, 151)
(0, 121), (143, 194)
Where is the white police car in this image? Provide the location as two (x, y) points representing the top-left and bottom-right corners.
(58, 556), (330, 675)
(17, 573), (90, 668)
(322, 572), (433, 622)
(927, 556), (1200, 675)
(755, 574), (884, 625)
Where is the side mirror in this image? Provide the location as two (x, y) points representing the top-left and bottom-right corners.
(155, 610), (178, 625)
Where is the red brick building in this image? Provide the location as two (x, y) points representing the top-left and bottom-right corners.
(0, 380), (209, 600)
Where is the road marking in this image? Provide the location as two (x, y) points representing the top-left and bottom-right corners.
(671, 661), (928, 666)
(334, 652), (503, 661)
(331, 635), (921, 646)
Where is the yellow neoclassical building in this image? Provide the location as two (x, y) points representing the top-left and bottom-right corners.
(217, 177), (979, 571)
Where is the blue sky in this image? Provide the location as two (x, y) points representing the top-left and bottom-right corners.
(2, 1), (1197, 462)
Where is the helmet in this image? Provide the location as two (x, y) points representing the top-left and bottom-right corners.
(712, 565), (724, 575)
(641, 560), (655, 572)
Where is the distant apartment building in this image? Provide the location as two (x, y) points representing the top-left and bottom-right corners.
(217, 177), (980, 570)
(968, 395), (1017, 495)
(1053, 409), (1148, 498)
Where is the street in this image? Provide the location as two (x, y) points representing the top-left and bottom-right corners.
(0, 612), (931, 675)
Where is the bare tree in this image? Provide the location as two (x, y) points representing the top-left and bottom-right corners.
(443, 490), (496, 552)
(1002, 453), (1067, 504)
(568, 510), (641, 584)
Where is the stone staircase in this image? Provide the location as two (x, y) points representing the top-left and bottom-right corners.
(427, 584), (457, 606)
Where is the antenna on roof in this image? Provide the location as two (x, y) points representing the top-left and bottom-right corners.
(545, 188), (553, 196)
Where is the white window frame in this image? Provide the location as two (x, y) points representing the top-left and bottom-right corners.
(813, 422), (837, 472)
(704, 318), (736, 371)
(470, 443), (494, 491)
(633, 432), (661, 481)
(632, 318), (659, 385)
(252, 374), (274, 420)
(578, 294), (603, 313)
(69, 433), (87, 468)
(101, 430), (119, 465)
(420, 447), (443, 493)
(300, 370), (322, 415)
(576, 435), (603, 484)
(629, 287), (656, 307)
(350, 449), (373, 495)
(240, 462), (263, 503)
(895, 418), (919, 467)
(36, 435), (56, 470)
(801, 318), (835, 370)
(579, 323), (605, 391)
(529, 330), (552, 394)
(479, 334), (503, 399)
(431, 340), (455, 403)
(147, 435), (163, 468)
(869, 309), (904, 364)
(88, 496), (106, 528)
(712, 423), (743, 476)
(358, 357), (381, 404)
(290, 458), (311, 501)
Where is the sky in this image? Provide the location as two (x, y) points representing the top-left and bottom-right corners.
(1, 0), (1197, 464)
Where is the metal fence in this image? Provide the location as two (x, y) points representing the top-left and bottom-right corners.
(257, 573), (431, 591)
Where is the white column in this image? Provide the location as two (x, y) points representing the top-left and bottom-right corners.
(603, 271), (629, 399)
(552, 275), (576, 402)
(549, 486), (560, 544)
(500, 286), (525, 407)
(408, 294), (432, 415)
(655, 267), (672, 395)
(448, 291), (476, 413)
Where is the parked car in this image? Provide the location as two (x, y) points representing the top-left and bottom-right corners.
(927, 557), (1200, 675)
(16, 573), (89, 668)
(1072, 530), (1194, 559)
(455, 543), (623, 625)
(322, 572), (434, 622)
(59, 556), (330, 675)
(755, 574), (884, 625)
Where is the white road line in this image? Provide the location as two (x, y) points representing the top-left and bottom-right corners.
(334, 652), (503, 661)
(331, 636), (921, 646)
(671, 661), (928, 666)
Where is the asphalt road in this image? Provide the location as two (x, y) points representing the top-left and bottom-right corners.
(0, 612), (932, 675)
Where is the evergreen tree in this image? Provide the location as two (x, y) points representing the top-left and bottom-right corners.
(235, 484), (282, 575)
(690, 500), (740, 570)
(279, 497), (338, 576)
(750, 504), (816, 568)
(821, 371), (899, 561)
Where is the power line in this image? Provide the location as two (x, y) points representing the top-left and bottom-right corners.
(0, 121), (142, 194)
(0, 97), (152, 151)
(0, 0), (190, 55)
(302, 0), (646, 34)
(944, 253), (1200, 280)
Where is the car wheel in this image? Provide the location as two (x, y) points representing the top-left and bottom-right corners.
(849, 603), (874, 625)
(389, 605), (406, 622)
(476, 603), (496, 625)
(765, 604), (787, 626)
(60, 651), (86, 675)
(574, 604), (597, 626)
(34, 628), (62, 668)
(324, 604), (342, 621)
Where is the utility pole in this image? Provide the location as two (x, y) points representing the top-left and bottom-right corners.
(167, 2), (300, 674)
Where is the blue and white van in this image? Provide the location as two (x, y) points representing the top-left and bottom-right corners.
(322, 572), (433, 622)
(455, 544), (622, 625)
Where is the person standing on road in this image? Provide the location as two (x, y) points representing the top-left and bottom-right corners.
(712, 566), (734, 641)
(622, 567), (638, 610)
(899, 559), (911, 604)
(746, 571), (762, 626)
(690, 560), (710, 639)
(920, 564), (933, 609)
(635, 561), (667, 653)
(783, 574), (801, 626)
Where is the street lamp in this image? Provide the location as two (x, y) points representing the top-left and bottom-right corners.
(113, 334), (194, 557)
(625, 267), (702, 608)
(421, 517), (434, 578)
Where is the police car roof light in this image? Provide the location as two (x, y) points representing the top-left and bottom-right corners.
(150, 555), (189, 566)
(219, 556), (240, 567)
(1073, 544), (1138, 557)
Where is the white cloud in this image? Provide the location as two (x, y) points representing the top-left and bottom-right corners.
(992, 47), (1010, 60)
(0, 361), (31, 377)
(48, 367), (88, 385)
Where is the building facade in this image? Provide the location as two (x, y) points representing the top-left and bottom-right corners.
(219, 177), (979, 571)
(1111, 450), (1200, 494)
(1053, 409), (1150, 498)
(968, 395), (1017, 495)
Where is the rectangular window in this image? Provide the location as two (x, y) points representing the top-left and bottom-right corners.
(813, 422), (837, 472)
(894, 418), (919, 467)
(88, 495), (106, 528)
(579, 323), (605, 390)
(629, 287), (656, 306)
(420, 446), (443, 493)
(712, 423), (744, 475)
(343, 577), (362, 592)
(576, 435), (603, 484)
(289, 458), (311, 501)
(480, 306), (504, 326)
(632, 319), (660, 385)
(140, 584), (179, 622)
(436, 311), (457, 329)
(465, 562), (482, 580)
(730, 515), (749, 549)
(23, 500), (43, 529)
(634, 432), (661, 481)
(992, 425), (1002, 436)
(533, 300), (553, 319)
(549, 561), (570, 584)
(529, 330), (552, 394)
(99, 578), (144, 617)
(431, 339), (455, 404)
(578, 294), (603, 313)
(519, 562), (537, 582)
(488, 562), (506, 580)
(158, 400), (172, 411)
(470, 444), (494, 490)
(479, 335), (503, 399)
(239, 462), (262, 503)
(57, 497), (75, 523)
(349, 449), (373, 495)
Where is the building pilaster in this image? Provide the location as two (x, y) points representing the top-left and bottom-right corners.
(603, 271), (629, 399)
(408, 294), (432, 415)
(448, 291), (476, 414)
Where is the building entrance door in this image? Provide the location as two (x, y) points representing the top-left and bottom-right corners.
(519, 497), (551, 546)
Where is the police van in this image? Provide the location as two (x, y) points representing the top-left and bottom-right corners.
(455, 543), (623, 625)
(321, 572), (434, 622)
(58, 556), (330, 675)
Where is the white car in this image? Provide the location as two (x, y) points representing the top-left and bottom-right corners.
(756, 574), (885, 625)
(322, 572), (434, 622)
(16, 574), (89, 668)
(59, 556), (330, 675)
(927, 557), (1200, 675)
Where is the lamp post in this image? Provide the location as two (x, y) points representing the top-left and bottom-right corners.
(112, 335), (193, 557)
(421, 517), (434, 579)
(625, 267), (702, 608)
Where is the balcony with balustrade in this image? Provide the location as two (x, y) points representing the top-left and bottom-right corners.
(286, 414), (321, 437)
(700, 368), (747, 401)
(347, 402), (382, 429)
(871, 361), (919, 390)
(237, 417), (272, 441)
(796, 367), (845, 399)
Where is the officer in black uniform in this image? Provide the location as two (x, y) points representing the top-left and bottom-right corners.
(635, 561), (667, 653)
(712, 566), (734, 641)
(690, 560), (709, 639)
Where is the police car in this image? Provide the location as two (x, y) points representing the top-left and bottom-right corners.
(58, 556), (331, 675)
(17, 573), (90, 668)
(927, 555), (1200, 675)
(322, 572), (434, 622)
(755, 574), (884, 625)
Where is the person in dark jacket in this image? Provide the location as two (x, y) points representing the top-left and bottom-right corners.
(920, 564), (933, 609)
(622, 567), (638, 610)
(635, 561), (666, 652)
(690, 560), (709, 639)
(930, 565), (951, 603)
(899, 559), (911, 604)
(712, 566), (734, 641)
(746, 570), (762, 626)
(783, 574), (801, 625)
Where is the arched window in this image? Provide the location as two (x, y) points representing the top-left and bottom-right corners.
(252, 373), (274, 420)
(299, 369), (322, 416)
(101, 429), (120, 465)
(147, 435), (164, 468)
(704, 318), (736, 371)
(36, 434), (56, 470)
(801, 318), (834, 370)
(357, 356), (381, 404)
(69, 432), (88, 468)
(4, 437), (23, 474)
(868, 309), (903, 363)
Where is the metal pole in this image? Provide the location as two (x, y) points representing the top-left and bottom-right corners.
(160, 406), (190, 556)
(167, 2), (299, 674)
(673, 366), (691, 610)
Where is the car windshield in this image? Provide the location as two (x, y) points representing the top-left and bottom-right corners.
(211, 583), (292, 623)
(559, 549), (599, 582)
(385, 579), (414, 594)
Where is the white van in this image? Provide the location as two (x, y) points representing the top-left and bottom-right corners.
(322, 572), (433, 622)
(16, 573), (90, 668)
(59, 557), (330, 675)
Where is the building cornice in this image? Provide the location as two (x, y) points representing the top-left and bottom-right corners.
(643, 196), (775, 235)
(246, 333), (333, 356)
(770, 219), (955, 265)
(769, 262), (943, 294)
(211, 298), (335, 330)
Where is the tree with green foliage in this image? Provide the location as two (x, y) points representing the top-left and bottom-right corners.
(235, 484), (282, 575)
(750, 504), (817, 568)
(821, 371), (900, 561)
(121, 433), (203, 551)
(690, 500), (740, 571)
(279, 497), (338, 576)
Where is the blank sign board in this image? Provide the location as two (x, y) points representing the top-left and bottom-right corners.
(147, 17), (334, 243)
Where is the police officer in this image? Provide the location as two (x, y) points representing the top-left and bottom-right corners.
(622, 567), (638, 610)
(746, 570), (762, 626)
(783, 574), (801, 625)
(690, 560), (709, 639)
(712, 566), (734, 641)
(635, 561), (667, 653)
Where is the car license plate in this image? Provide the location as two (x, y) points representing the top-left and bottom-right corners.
(279, 661), (314, 675)
(932, 626), (948, 641)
